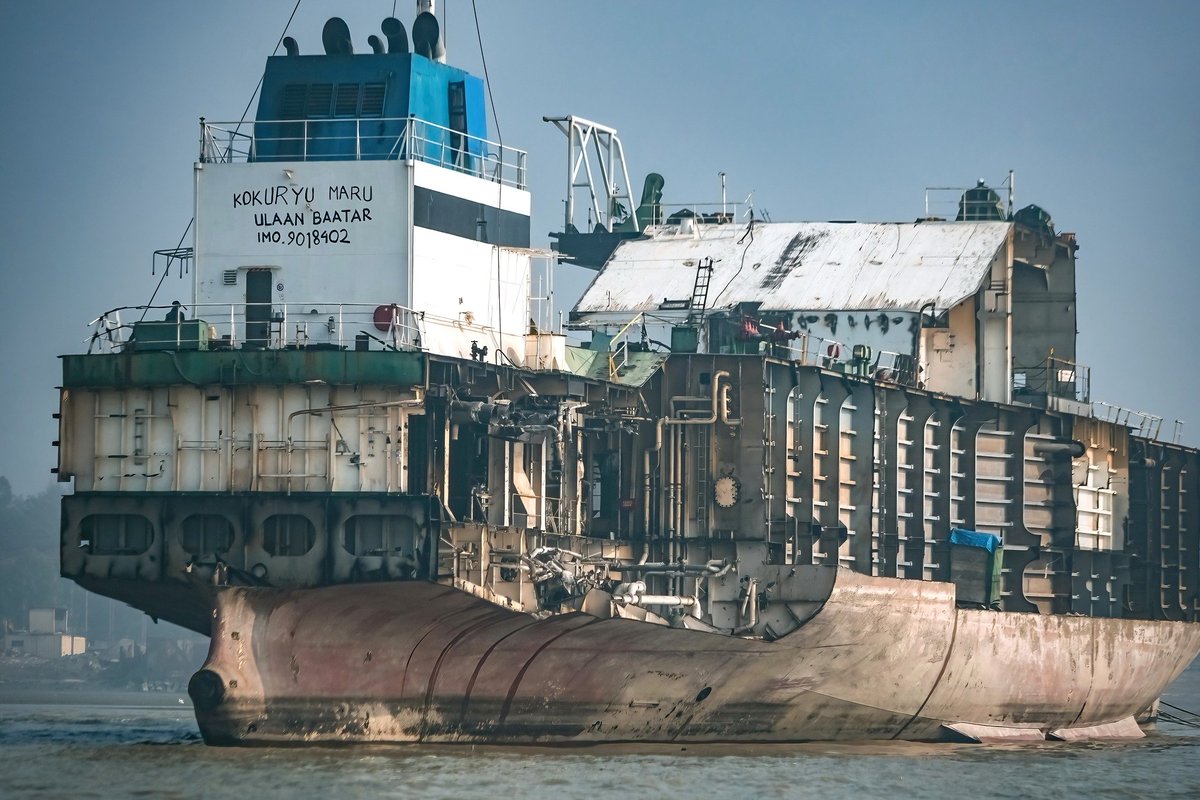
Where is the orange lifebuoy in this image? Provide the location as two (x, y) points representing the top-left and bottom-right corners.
(373, 304), (401, 332)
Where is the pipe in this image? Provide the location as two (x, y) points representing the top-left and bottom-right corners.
(733, 577), (759, 635)
(665, 370), (730, 426)
(621, 560), (729, 575)
(617, 594), (697, 607)
(640, 449), (651, 564)
(1033, 439), (1086, 459)
(676, 422), (686, 585)
(719, 382), (742, 427)
(380, 17), (409, 54)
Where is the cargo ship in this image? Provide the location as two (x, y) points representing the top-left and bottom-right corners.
(56, 9), (1200, 745)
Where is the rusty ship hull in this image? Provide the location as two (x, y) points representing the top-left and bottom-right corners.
(57, 11), (1200, 748)
(189, 570), (1200, 745)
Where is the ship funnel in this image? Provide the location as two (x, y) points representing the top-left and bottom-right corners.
(282, 36), (299, 56)
(368, 34), (385, 54)
(412, 11), (445, 62)
(381, 17), (409, 54)
(322, 17), (354, 55)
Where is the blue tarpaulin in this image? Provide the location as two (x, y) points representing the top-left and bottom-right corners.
(949, 528), (1001, 553)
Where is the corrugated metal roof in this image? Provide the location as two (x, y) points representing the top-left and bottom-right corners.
(564, 347), (666, 387)
(572, 220), (1012, 317)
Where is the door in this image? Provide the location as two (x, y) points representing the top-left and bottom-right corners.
(245, 268), (273, 348)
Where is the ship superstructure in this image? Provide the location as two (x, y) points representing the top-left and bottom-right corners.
(55, 12), (1200, 745)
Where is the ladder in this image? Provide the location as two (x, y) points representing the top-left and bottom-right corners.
(694, 426), (710, 536)
(687, 257), (714, 324)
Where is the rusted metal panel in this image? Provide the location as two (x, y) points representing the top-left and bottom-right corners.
(190, 570), (1200, 745)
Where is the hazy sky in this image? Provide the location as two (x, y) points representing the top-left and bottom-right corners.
(1, 0), (1198, 495)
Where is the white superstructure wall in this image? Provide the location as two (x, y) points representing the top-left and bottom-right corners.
(193, 158), (532, 362)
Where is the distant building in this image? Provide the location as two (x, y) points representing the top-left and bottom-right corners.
(2, 608), (86, 658)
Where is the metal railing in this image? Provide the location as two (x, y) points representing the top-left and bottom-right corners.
(773, 334), (919, 386)
(1093, 401), (1185, 443)
(606, 313), (644, 379)
(85, 301), (427, 354)
(649, 202), (751, 227)
(575, 312), (920, 386)
(200, 117), (528, 189)
(1013, 356), (1091, 404)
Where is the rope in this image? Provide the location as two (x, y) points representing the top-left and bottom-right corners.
(1159, 700), (1200, 728)
(236, 0), (303, 131)
(140, 218), (195, 321)
(469, 0), (517, 368)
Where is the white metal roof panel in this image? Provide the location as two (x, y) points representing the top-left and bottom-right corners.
(572, 221), (1012, 316)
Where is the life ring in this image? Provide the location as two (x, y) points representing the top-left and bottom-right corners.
(373, 304), (401, 332)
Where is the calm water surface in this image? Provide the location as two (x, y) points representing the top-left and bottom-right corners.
(2, 664), (1199, 800)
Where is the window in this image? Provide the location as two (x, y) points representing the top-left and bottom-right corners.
(344, 515), (417, 556)
(263, 515), (315, 556)
(181, 515), (234, 556)
(81, 514), (152, 555)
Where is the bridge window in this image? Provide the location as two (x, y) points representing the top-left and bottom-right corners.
(81, 514), (152, 555)
(181, 515), (235, 556)
(263, 515), (315, 556)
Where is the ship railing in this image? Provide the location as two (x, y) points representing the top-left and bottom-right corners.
(607, 313), (644, 379)
(199, 117), (528, 189)
(510, 494), (577, 534)
(771, 334), (920, 386)
(642, 202), (752, 228)
(1092, 401), (1186, 443)
(922, 175), (1015, 221)
(1013, 356), (1091, 404)
(542, 497), (576, 536)
(85, 301), (428, 355)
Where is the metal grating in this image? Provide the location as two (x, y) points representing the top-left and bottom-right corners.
(305, 84), (333, 117)
(280, 84), (306, 119)
(334, 83), (359, 116)
(361, 83), (385, 116)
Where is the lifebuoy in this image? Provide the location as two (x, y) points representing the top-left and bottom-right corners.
(373, 304), (401, 332)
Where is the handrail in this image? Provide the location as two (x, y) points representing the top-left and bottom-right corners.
(85, 301), (428, 355)
(1014, 355), (1091, 404)
(1093, 401), (1170, 441)
(607, 312), (644, 379)
(199, 116), (528, 189)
